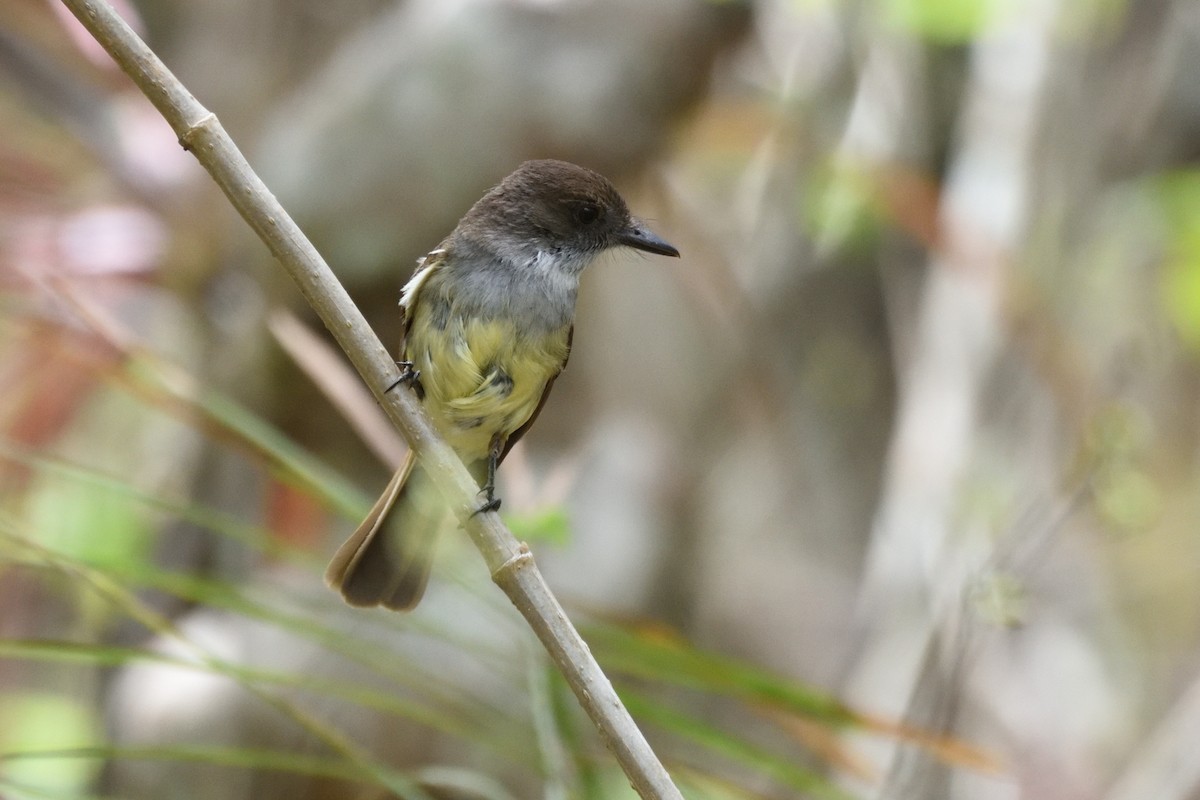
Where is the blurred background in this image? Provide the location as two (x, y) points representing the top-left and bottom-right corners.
(3, 0), (1200, 798)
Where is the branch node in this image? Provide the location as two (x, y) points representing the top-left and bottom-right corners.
(178, 111), (217, 152)
(492, 544), (533, 584)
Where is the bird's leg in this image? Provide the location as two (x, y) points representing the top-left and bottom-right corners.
(472, 434), (505, 517)
(385, 360), (421, 394)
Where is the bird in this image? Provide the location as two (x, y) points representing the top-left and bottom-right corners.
(325, 159), (680, 610)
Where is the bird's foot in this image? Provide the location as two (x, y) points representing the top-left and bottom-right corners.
(471, 497), (502, 517)
(470, 435), (505, 517)
(385, 361), (421, 393)
(471, 489), (502, 518)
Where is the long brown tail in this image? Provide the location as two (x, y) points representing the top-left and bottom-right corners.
(324, 451), (445, 611)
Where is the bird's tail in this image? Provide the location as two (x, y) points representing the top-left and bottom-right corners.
(325, 451), (446, 611)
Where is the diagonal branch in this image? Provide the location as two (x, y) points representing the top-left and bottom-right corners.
(57, 1), (683, 797)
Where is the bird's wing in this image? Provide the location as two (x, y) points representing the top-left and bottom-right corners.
(499, 325), (573, 463)
(398, 246), (449, 356)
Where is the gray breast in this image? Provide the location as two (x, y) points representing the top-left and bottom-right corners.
(448, 250), (581, 334)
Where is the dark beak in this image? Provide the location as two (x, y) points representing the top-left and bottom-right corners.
(618, 221), (680, 258)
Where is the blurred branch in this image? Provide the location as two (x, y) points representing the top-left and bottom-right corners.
(56, 1), (684, 798)
(838, 2), (1060, 796)
(267, 309), (408, 470)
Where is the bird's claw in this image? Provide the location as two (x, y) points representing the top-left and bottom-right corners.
(471, 494), (502, 518)
(385, 361), (421, 393)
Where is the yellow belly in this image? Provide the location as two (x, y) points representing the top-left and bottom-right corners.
(405, 311), (569, 462)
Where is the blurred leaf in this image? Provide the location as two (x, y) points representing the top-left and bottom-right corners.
(878, 0), (1005, 42)
(505, 505), (572, 546)
(808, 158), (883, 254)
(1162, 257), (1200, 349)
(0, 693), (102, 800)
(25, 472), (151, 570)
(0, 639), (157, 669)
(0, 549), (528, 760)
(0, 744), (419, 793)
(620, 689), (856, 800)
(1154, 171), (1200, 242)
(0, 440), (314, 568)
(970, 571), (1028, 628)
(1156, 171), (1200, 350)
(585, 622), (855, 724)
(0, 527), (479, 799)
(588, 620), (1001, 776)
(123, 355), (368, 519)
(1094, 464), (1162, 534)
(0, 638), (449, 732)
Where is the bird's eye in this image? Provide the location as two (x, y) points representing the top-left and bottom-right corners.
(574, 203), (601, 225)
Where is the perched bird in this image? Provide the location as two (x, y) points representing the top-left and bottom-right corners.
(326, 159), (680, 610)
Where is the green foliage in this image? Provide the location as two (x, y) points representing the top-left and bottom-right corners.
(807, 158), (885, 256)
(26, 472), (151, 571)
(0, 693), (103, 800)
(1156, 170), (1200, 351)
(586, 623), (855, 724)
(0, 438), (893, 799)
(505, 506), (572, 546)
(878, 0), (1005, 43)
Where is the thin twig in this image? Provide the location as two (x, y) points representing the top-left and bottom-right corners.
(56, 2), (683, 797)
